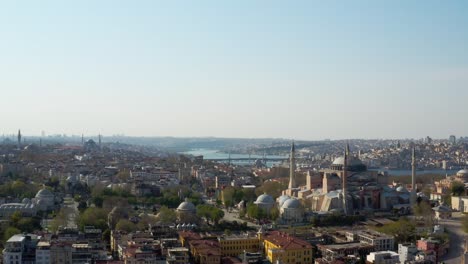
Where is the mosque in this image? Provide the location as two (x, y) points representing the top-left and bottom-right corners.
(433, 169), (468, 199)
(279, 142), (417, 216)
(0, 188), (56, 218)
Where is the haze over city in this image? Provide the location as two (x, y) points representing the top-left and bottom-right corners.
(3, 2), (468, 264)
(1, 1), (468, 139)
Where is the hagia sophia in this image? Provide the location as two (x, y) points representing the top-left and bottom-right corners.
(256, 142), (422, 223)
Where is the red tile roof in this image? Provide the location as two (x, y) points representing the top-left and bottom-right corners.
(264, 231), (312, 250)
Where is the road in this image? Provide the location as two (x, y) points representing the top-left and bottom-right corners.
(222, 208), (260, 228)
(63, 196), (79, 228)
(440, 212), (466, 264)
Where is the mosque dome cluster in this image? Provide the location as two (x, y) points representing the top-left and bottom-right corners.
(331, 156), (367, 172)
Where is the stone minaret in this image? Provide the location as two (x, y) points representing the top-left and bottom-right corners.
(411, 147), (417, 206)
(288, 141), (296, 190)
(17, 129), (21, 149)
(343, 144), (349, 215)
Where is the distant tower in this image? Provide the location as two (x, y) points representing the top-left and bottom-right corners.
(343, 144), (349, 215)
(81, 134), (84, 145)
(98, 134), (102, 149)
(39, 138), (42, 147)
(17, 130), (21, 149)
(411, 147), (417, 206)
(288, 141), (296, 190)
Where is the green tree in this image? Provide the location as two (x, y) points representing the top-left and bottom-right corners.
(413, 201), (435, 228)
(255, 181), (286, 199)
(210, 208), (225, 225)
(377, 218), (416, 244)
(3, 227), (21, 241)
(16, 217), (41, 233)
(270, 207), (280, 221)
(451, 181), (465, 196)
(78, 207), (109, 231)
(196, 204), (224, 224)
(156, 206), (177, 224)
(246, 203), (259, 220)
(50, 207), (69, 232)
(93, 196), (104, 208)
(10, 211), (22, 226)
(115, 219), (137, 233)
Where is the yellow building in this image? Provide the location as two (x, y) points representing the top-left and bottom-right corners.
(218, 233), (260, 257)
(262, 230), (313, 264)
(189, 239), (221, 264)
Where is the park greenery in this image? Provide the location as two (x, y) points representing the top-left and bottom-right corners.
(376, 218), (416, 244)
(196, 204), (224, 225)
(0, 180), (41, 199)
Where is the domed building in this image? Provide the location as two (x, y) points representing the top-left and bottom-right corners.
(281, 143), (395, 216)
(83, 139), (99, 152)
(330, 156), (367, 172)
(254, 193), (275, 214)
(177, 198), (196, 214)
(34, 188), (55, 211)
(176, 198), (197, 223)
(456, 169), (468, 182)
(434, 169), (468, 199)
(279, 198), (303, 224)
(277, 195), (290, 208)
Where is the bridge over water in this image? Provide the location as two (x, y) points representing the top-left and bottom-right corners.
(205, 157), (287, 162)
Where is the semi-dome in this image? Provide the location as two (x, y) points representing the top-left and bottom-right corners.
(331, 156), (367, 172)
(278, 195), (290, 207)
(22, 198), (31, 204)
(255, 193), (274, 205)
(35, 188), (54, 198)
(281, 198), (301, 209)
(177, 199), (196, 212)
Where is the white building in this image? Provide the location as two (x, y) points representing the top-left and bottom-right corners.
(398, 243), (418, 264)
(35, 241), (51, 264)
(366, 251), (399, 264)
(452, 196), (468, 213)
(3, 234), (40, 264)
(349, 230), (395, 251)
(0, 202), (36, 218)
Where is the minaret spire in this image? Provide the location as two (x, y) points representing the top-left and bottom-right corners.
(288, 141), (296, 190)
(343, 144), (348, 215)
(411, 147), (417, 207)
(17, 129), (22, 149)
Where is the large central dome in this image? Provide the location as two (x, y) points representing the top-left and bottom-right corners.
(331, 156), (367, 172)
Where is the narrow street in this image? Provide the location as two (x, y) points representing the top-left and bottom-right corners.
(63, 196), (79, 228)
(440, 212), (466, 264)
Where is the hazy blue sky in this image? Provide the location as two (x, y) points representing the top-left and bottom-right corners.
(1, 1), (467, 140)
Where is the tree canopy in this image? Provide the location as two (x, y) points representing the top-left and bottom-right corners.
(115, 219), (137, 233)
(451, 181), (465, 196)
(196, 204), (224, 224)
